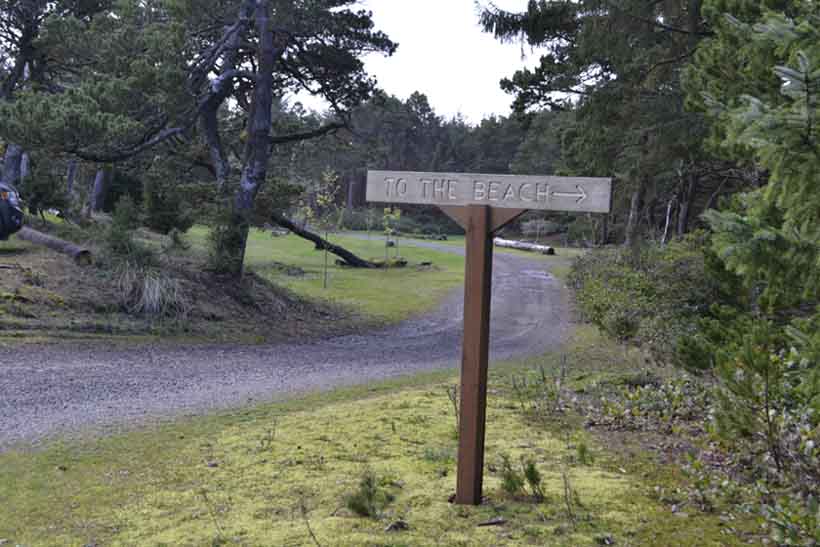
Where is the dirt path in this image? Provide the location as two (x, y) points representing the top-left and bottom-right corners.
(0, 241), (571, 449)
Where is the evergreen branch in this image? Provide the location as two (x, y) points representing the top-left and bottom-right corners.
(642, 49), (698, 79)
(604, 2), (713, 37)
(268, 121), (345, 145)
(70, 125), (192, 163)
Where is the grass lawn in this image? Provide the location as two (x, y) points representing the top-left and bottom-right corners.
(0, 327), (754, 546)
(185, 227), (579, 323)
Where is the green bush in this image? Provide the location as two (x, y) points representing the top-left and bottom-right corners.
(142, 177), (195, 235)
(105, 196), (155, 267)
(103, 169), (143, 213)
(344, 468), (395, 519)
(569, 235), (722, 362)
(499, 454), (526, 497)
(21, 165), (69, 216)
(207, 205), (247, 275)
(499, 454), (546, 501)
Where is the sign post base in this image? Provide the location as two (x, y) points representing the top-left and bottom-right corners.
(441, 204), (526, 505)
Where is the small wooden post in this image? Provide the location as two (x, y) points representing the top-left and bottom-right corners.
(455, 205), (493, 505)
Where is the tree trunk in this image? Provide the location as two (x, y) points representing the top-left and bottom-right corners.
(599, 214), (610, 245)
(19, 152), (29, 190)
(201, 109), (232, 192)
(624, 178), (646, 247)
(16, 227), (91, 265)
(677, 172), (697, 237)
(704, 177), (727, 212)
(197, 6), (249, 193)
(661, 198), (676, 245)
(229, 0), (282, 277)
(91, 168), (108, 212)
(1, 144), (23, 187)
(65, 160), (78, 196)
(269, 211), (377, 268)
(493, 238), (555, 255)
(346, 175), (356, 209)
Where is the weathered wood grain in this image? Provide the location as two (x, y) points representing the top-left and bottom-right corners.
(367, 170), (612, 213)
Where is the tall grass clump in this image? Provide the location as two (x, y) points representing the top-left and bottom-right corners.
(105, 196), (189, 318)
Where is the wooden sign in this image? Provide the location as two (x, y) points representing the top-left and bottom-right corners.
(367, 170), (612, 505)
(367, 170), (612, 213)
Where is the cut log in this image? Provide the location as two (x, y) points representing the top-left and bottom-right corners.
(16, 227), (92, 265)
(269, 211), (377, 268)
(493, 238), (555, 255)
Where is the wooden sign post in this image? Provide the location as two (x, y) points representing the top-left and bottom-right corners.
(367, 170), (612, 505)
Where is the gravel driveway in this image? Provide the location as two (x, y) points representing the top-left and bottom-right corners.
(0, 240), (570, 450)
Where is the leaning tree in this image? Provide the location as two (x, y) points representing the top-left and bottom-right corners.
(0, 0), (396, 276)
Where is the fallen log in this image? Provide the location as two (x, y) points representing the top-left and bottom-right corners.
(269, 211), (377, 268)
(16, 227), (92, 265)
(493, 237), (555, 255)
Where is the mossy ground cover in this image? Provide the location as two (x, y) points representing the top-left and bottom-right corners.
(0, 329), (752, 546)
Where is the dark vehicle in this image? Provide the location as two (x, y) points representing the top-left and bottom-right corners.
(0, 182), (24, 240)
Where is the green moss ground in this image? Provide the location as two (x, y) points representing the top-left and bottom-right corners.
(0, 328), (752, 546)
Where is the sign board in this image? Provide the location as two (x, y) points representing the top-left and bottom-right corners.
(366, 169), (612, 505)
(366, 170), (611, 213)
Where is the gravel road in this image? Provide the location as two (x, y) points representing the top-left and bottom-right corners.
(0, 240), (570, 450)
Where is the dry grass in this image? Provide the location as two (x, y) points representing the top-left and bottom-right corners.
(116, 263), (191, 318)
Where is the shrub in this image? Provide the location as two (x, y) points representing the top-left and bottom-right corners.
(105, 196), (155, 267)
(522, 458), (546, 501)
(499, 454), (526, 497)
(142, 177), (195, 235)
(499, 454), (545, 501)
(344, 468), (395, 519)
(569, 235), (723, 363)
(22, 163), (69, 216)
(207, 205), (247, 275)
(102, 169), (143, 213)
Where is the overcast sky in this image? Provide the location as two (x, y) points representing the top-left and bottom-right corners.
(295, 1), (542, 125)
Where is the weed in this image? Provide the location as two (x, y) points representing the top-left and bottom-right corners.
(21, 267), (44, 287)
(576, 440), (593, 465)
(681, 455), (715, 513)
(344, 467), (395, 519)
(562, 468), (578, 530)
(421, 446), (454, 463)
(499, 453), (547, 501)
(445, 385), (459, 430)
(522, 458), (546, 501)
(199, 488), (226, 542)
(499, 454), (526, 497)
(295, 493), (323, 547)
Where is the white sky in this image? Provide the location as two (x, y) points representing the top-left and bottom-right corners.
(295, 1), (542, 125)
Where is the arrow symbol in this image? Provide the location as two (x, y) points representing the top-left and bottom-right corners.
(551, 185), (587, 204)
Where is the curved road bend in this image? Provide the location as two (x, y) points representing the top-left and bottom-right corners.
(0, 240), (571, 449)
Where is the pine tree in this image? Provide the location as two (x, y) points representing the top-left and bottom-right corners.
(697, 3), (819, 311)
